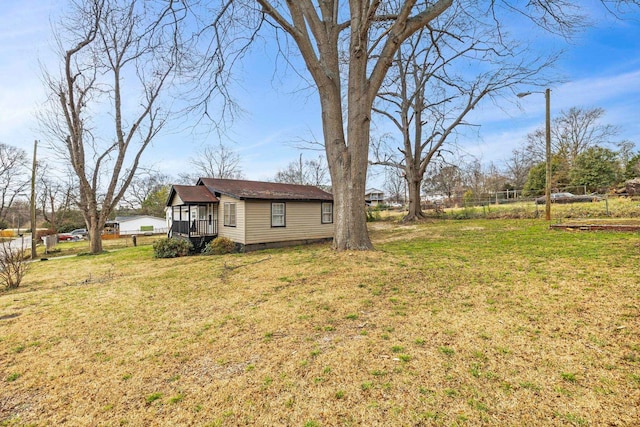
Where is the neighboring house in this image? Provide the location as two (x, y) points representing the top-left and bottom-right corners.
(109, 215), (168, 236)
(166, 178), (334, 251)
(365, 188), (385, 206)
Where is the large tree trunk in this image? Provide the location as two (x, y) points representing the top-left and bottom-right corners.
(327, 130), (372, 250)
(404, 175), (427, 222)
(80, 184), (105, 254)
(331, 172), (371, 250)
(320, 19), (375, 251)
(88, 223), (103, 253)
(320, 79), (373, 251)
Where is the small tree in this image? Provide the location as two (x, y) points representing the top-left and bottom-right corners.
(522, 156), (568, 196)
(0, 242), (30, 289)
(37, 169), (76, 233)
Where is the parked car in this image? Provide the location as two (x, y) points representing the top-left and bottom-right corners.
(535, 192), (602, 205)
(57, 228), (88, 241)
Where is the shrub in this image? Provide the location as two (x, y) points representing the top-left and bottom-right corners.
(0, 243), (30, 289)
(202, 237), (236, 255)
(153, 238), (192, 258)
(366, 206), (382, 222)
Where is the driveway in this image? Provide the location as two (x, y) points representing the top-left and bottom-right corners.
(4, 235), (32, 252)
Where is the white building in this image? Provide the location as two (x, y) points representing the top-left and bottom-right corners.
(364, 188), (385, 206)
(112, 216), (168, 235)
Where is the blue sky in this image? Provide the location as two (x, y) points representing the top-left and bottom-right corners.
(1, 1), (639, 188)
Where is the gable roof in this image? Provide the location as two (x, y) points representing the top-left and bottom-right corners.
(198, 178), (333, 201)
(167, 184), (219, 205)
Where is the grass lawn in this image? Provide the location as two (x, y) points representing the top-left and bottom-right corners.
(1, 219), (639, 426)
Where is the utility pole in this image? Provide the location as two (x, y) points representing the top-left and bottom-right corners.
(517, 89), (552, 220)
(544, 89), (551, 221)
(30, 140), (37, 259)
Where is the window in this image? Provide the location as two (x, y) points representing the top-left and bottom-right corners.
(321, 202), (333, 224)
(224, 202), (236, 227)
(271, 202), (285, 227)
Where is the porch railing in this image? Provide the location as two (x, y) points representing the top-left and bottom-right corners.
(172, 219), (217, 237)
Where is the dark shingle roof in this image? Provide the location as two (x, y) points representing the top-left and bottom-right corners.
(169, 185), (218, 204)
(198, 178), (333, 201)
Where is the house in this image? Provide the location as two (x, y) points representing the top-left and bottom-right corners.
(166, 178), (334, 251)
(365, 188), (385, 206)
(112, 215), (168, 235)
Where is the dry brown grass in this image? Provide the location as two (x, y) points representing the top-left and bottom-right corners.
(1, 220), (639, 426)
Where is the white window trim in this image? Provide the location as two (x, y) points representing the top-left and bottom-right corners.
(271, 202), (286, 227)
(321, 202), (333, 224)
(224, 202), (236, 227)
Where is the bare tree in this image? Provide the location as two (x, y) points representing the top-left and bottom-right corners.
(188, 142), (244, 181)
(370, 5), (554, 221)
(121, 170), (172, 211)
(39, 0), (187, 253)
(484, 162), (509, 198)
(274, 154), (329, 188)
(422, 163), (463, 201)
(195, 0), (636, 248)
(461, 158), (485, 202)
(503, 147), (535, 190)
(0, 144), (29, 224)
(305, 157), (330, 189)
(383, 167), (405, 204)
(274, 156), (305, 185)
(37, 168), (76, 233)
(525, 107), (619, 166)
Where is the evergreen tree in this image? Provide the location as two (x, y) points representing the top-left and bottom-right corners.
(569, 147), (621, 192)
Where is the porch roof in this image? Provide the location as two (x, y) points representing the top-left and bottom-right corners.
(168, 185), (218, 205)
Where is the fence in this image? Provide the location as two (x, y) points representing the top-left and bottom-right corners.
(418, 193), (640, 220)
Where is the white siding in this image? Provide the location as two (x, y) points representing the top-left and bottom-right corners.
(118, 217), (168, 235)
(244, 200), (334, 244)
